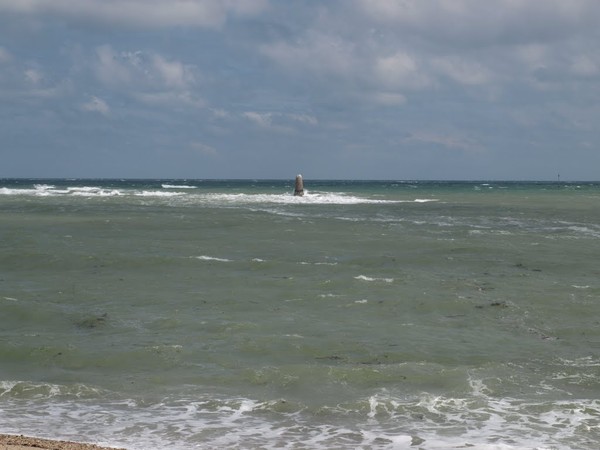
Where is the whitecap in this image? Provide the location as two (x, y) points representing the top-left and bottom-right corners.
(162, 184), (197, 189)
(301, 261), (338, 266)
(0, 388), (594, 450)
(354, 275), (394, 283)
(69, 187), (124, 197)
(567, 225), (600, 239)
(134, 190), (183, 197)
(185, 191), (404, 206)
(33, 184), (55, 190)
(193, 255), (232, 262)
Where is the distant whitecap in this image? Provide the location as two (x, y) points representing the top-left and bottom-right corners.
(193, 255), (232, 262)
(354, 275), (394, 283)
(162, 184), (197, 189)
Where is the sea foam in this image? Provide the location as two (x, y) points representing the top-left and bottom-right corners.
(0, 385), (592, 450)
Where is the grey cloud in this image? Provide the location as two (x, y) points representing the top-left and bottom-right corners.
(1, 0), (600, 179)
(262, 0), (600, 105)
(0, 0), (268, 29)
(355, 0), (600, 47)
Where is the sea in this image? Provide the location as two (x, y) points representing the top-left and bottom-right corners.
(0, 179), (599, 450)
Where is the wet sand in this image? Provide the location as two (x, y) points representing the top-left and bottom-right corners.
(0, 435), (126, 450)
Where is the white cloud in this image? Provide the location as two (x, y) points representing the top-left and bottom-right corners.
(405, 131), (483, 153)
(514, 44), (550, 70)
(259, 0), (600, 116)
(189, 141), (218, 156)
(93, 45), (196, 91)
(94, 45), (133, 86)
(288, 113), (318, 126)
(151, 55), (192, 89)
(375, 51), (432, 90)
(371, 92), (406, 106)
(571, 55), (599, 77)
(211, 108), (229, 118)
(91, 45), (202, 109)
(0, 0), (268, 29)
(133, 91), (204, 109)
(243, 111), (272, 128)
(262, 31), (429, 106)
(431, 57), (493, 86)
(242, 111), (318, 130)
(356, 0), (600, 45)
(24, 68), (43, 84)
(0, 46), (11, 63)
(81, 95), (110, 116)
(261, 30), (357, 77)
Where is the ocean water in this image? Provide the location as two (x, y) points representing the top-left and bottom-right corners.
(0, 179), (599, 449)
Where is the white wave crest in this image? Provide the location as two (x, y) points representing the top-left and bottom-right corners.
(0, 380), (102, 399)
(0, 184), (440, 206)
(134, 190), (183, 197)
(1, 389), (593, 450)
(193, 255), (232, 262)
(354, 275), (394, 283)
(162, 184), (197, 189)
(0, 185), (184, 198)
(188, 191), (406, 206)
(567, 225), (600, 239)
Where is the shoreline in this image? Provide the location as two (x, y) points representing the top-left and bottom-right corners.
(0, 435), (127, 450)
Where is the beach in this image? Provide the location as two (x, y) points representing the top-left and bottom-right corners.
(0, 435), (126, 450)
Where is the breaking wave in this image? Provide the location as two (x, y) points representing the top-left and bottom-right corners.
(0, 380), (596, 450)
(0, 183), (439, 206)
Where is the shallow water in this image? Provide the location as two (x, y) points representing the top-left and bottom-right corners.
(1, 179), (599, 449)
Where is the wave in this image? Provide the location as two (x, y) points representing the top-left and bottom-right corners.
(0, 184), (435, 205)
(354, 275), (394, 283)
(193, 255), (232, 262)
(0, 380), (103, 400)
(566, 225), (600, 239)
(192, 191), (404, 205)
(0, 184), (186, 198)
(161, 184), (197, 189)
(0, 381), (594, 450)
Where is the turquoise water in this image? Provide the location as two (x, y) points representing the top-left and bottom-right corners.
(1, 179), (599, 449)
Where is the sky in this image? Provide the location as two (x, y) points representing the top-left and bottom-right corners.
(1, 0), (599, 180)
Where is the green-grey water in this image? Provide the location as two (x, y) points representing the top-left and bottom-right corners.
(1, 179), (599, 449)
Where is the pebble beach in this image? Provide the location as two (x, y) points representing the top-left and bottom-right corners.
(0, 435), (126, 450)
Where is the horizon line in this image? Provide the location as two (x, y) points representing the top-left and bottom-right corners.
(0, 177), (596, 183)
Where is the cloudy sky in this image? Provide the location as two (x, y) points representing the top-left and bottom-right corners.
(1, 0), (599, 180)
